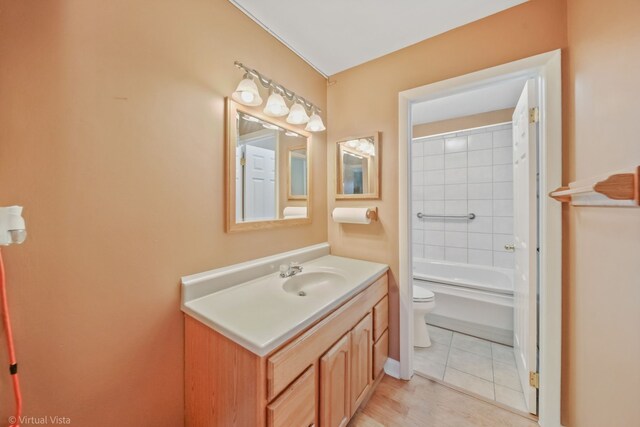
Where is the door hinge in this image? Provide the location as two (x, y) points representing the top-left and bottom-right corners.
(529, 371), (539, 389)
(529, 107), (539, 124)
(240, 156), (246, 166)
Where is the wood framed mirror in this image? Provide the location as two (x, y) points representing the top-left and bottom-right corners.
(225, 99), (312, 232)
(336, 132), (381, 199)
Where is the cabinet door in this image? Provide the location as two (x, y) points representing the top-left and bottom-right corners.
(320, 333), (350, 427)
(373, 329), (389, 379)
(350, 313), (373, 415)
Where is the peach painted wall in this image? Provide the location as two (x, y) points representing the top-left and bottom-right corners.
(413, 108), (515, 139)
(327, 0), (567, 362)
(562, 0), (640, 425)
(0, 0), (326, 425)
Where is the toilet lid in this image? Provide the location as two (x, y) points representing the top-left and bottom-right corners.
(413, 286), (434, 302)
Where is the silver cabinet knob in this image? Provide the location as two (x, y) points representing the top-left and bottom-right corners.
(504, 244), (515, 251)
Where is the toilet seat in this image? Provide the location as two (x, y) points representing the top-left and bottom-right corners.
(413, 286), (434, 302)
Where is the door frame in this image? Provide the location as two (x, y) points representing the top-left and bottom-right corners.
(397, 50), (562, 426)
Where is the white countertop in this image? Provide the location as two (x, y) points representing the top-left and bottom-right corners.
(181, 253), (388, 356)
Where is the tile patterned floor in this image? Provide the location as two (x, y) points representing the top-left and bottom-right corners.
(413, 324), (528, 413)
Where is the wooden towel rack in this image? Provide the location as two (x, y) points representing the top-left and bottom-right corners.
(549, 166), (639, 206)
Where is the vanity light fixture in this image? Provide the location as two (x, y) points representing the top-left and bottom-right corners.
(233, 61), (325, 132)
(263, 88), (290, 117)
(286, 101), (310, 125)
(305, 108), (326, 132)
(231, 73), (262, 106)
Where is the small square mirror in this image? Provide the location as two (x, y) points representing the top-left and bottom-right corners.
(336, 132), (380, 199)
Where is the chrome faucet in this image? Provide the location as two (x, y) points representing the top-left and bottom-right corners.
(280, 262), (303, 278)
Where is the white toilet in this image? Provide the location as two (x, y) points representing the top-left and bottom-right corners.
(413, 285), (435, 348)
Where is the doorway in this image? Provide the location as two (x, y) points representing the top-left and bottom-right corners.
(397, 51), (562, 426)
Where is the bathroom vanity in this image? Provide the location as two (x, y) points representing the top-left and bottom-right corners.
(181, 244), (389, 427)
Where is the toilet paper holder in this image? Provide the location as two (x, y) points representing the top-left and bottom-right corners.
(366, 207), (379, 221)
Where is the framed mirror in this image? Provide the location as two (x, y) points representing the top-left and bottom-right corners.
(226, 99), (312, 232)
(336, 132), (380, 199)
(288, 145), (308, 200)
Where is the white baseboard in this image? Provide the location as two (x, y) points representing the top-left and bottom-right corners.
(384, 358), (400, 379)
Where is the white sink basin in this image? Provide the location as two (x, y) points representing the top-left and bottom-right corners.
(282, 271), (348, 297)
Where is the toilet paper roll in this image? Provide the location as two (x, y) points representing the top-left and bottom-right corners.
(283, 206), (307, 218)
(331, 207), (372, 224)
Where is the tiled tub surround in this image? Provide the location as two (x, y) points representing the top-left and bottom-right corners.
(411, 124), (515, 269)
(414, 324), (528, 413)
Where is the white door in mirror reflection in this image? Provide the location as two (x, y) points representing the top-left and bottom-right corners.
(244, 144), (276, 221)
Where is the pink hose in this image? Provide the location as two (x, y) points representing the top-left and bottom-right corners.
(0, 250), (22, 427)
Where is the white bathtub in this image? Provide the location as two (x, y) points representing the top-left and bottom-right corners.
(413, 258), (514, 345)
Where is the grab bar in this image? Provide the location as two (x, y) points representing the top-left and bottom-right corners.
(416, 212), (476, 220)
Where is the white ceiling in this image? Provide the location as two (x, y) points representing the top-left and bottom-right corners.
(411, 77), (528, 125)
(229, 0), (528, 76)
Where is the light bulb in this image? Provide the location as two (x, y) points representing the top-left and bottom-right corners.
(263, 90), (289, 117)
(286, 102), (310, 124)
(232, 74), (263, 106)
(346, 140), (359, 148)
(305, 111), (326, 132)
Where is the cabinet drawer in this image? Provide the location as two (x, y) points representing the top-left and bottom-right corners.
(267, 273), (388, 401)
(373, 295), (388, 342)
(373, 329), (388, 379)
(267, 365), (316, 427)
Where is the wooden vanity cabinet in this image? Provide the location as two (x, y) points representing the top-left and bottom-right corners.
(185, 271), (389, 427)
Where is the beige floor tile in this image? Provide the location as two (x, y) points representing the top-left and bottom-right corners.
(495, 384), (528, 413)
(414, 357), (447, 380)
(451, 332), (492, 357)
(444, 367), (495, 400)
(426, 324), (453, 345)
(491, 342), (516, 366)
(414, 340), (450, 365)
(447, 347), (493, 381)
(493, 359), (522, 391)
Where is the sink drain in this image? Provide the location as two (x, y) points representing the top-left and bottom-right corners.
(298, 291), (306, 297)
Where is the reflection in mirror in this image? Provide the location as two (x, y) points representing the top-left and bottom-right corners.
(336, 133), (380, 199)
(227, 99), (311, 231)
(288, 146), (307, 200)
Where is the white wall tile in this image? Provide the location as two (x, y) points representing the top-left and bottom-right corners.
(413, 244), (424, 259)
(468, 133), (492, 151)
(493, 234), (514, 252)
(445, 247), (467, 263)
(412, 171), (424, 186)
(468, 183), (492, 200)
(468, 199), (492, 216)
(445, 168), (467, 184)
(445, 200), (467, 215)
(424, 155), (444, 171)
(493, 199), (513, 216)
(412, 186), (424, 201)
(413, 229), (425, 244)
(468, 149), (493, 167)
(468, 216), (493, 233)
(425, 230), (445, 246)
(444, 219), (467, 232)
(412, 155), (424, 170)
(493, 182), (513, 199)
(425, 170), (445, 185)
(445, 231), (467, 248)
(493, 147), (512, 165)
(493, 164), (513, 182)
(468, 233), (493, 250)
(493, 129), (512, 148)
(493, 217), (513, 234)
(445, 136), (467, 153)
(423, 218), (444, 230)
(423, 200), (445, 215)
(468, 249), (493, 266)
(424, 139), (444, 155)
(445, 152), (467, 169)
(468, 166), (492, 183)
(425, 245), (445, 260)
(425, 185), (445, 200)
(494, 251), (514, 268)
(445, 184), (467, 200)
(412, 140), (424, 157)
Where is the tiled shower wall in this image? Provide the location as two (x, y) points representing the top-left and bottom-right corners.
(411, 123), (515, 269)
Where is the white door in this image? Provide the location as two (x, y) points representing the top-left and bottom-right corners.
(512, 79), (539, 414)
(244, 144), (276, 221)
